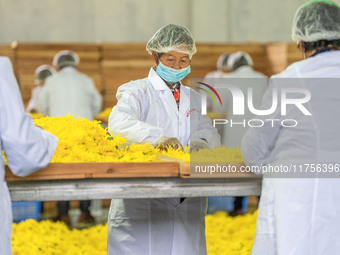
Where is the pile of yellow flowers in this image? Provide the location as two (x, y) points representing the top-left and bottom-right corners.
(12, 211), (257, 255)
(205, 211), (257, 255)
(28, 115), (243, 163)
(12, 220), (107, 255)
(191, 146), (243, 163)
(29, 113), (44, 119)
(33, 115), (189, 163)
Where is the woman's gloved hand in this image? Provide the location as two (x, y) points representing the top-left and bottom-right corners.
(154, 135), (184, 151)
(187, 138), (210, 152)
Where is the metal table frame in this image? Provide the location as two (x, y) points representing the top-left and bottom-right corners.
(8, 177), (262, 201)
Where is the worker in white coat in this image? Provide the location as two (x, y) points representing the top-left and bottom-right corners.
(37, 50), (102, 225)
(241, 1), (340, 254)
(26, 64), (55, 113)
(209, 52), (267, 216)
(37, 50), (102, 120)
(107, 24), (220, 255)
(0, 57), (58, 255)
(219, 51), (268, 149)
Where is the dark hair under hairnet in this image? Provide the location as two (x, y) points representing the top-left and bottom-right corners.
(34, 65), (55, 84)
(53, 50), (80, 68)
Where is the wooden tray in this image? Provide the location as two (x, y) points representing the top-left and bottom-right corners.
(5, 161), (179, 181)
(5, 157), (257, 181)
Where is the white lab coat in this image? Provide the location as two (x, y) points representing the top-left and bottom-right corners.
(241, 51), (340, 255)
(37, 67), (102, 120)
(211, 66), (268, 148)
(107, 68), (220, 255)
(0, 57), (58, 255)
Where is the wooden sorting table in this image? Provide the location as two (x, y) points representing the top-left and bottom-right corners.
(5, 161), (262, 202)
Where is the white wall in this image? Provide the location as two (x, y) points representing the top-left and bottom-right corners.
(0, 0), (338, 43)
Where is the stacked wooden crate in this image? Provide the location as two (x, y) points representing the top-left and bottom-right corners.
(100, 43), (271, 108)
(100, 43), (153, 108)
(265, 43), (289, 75)
(191, 43), (270, 78)
(287, 42), (301, 66)
(3, 42), (302, 109)
(264, 42), (302, 76)
(0, 43), (17, 80)
(13, 43), (103, 107)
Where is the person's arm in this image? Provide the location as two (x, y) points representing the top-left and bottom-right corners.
(108, 83), (164, 145)
(241, 78), (281, 169)
(189, 114), (221, 149)
(0, 57), (58, 177)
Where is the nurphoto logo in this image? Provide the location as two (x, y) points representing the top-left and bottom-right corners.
(199, 81), (312, 128)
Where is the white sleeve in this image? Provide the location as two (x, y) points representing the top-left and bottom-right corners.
(108, 84), (163, 144)
(189, 91), (221, 149)
(189, 115), (221, 149)
(0, 57), (58, 177)
(241, 78), (281, 168)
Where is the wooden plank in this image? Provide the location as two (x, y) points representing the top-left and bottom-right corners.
(17, 51), (100, 60)
(14, 43), (100, 51)
(5, 162), (179, 181)
(266, 43), (288, 75)
(102, 59), (152, 68)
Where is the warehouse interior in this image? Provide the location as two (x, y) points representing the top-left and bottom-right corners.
(3, 0), (340, 254)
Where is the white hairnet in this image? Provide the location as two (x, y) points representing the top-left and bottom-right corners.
(53, 50), (80, 68)
(292, 0), (340, 42)
(216, 53), (230, 70)
(146, 24), (196, 59)
(227, 52), (253, 70)
(34, 64), (55, 84)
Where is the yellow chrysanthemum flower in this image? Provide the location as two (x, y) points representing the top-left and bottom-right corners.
(12, 211), (257, 255)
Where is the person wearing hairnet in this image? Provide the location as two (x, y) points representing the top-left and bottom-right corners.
(0, 57), (58, 255)
(107, 24), (220, 255)
(26, 65), (55, 113)
(37, 50), (102, 120)
(205, 53), (230, 78)
(221, 51), (268, 150)
(37, 50), (102, 225)
(241, 1), (340, 254)
(217, 52), (267, 217)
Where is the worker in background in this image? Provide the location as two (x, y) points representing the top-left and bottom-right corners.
(205, 53), (230, 79)
(38, 50), (102, 226)
(107, 24), (220, 255)
(37, 50), (102, 119)
(26, 65), (55, 113)
(0, 57), (57, 255)
(241, 1), (340, 254)
(217, 52), (268, 216)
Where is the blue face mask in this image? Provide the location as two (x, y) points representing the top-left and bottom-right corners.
(156, 61), (191, 83)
